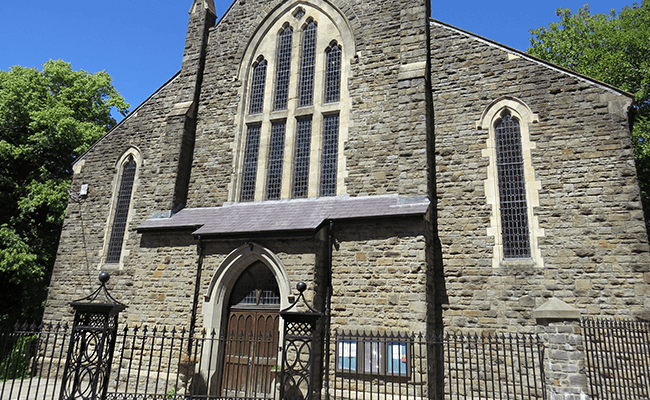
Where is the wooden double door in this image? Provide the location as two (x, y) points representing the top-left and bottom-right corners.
(220, 261), (282, 399)
(221, 309), (280, 398)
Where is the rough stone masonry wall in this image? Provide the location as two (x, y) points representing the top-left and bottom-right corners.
(198, 235), (326, 326)
(431, 21), (650, 332)
(188, 0), (431, 205)
(330, 217), (428, 332)
(43, 76), (198, 324)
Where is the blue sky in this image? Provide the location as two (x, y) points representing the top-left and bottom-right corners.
(0, 0), (634, 120)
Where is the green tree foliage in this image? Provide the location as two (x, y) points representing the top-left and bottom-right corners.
(528, 2), (650, 227)
(0, 60), (129, 328)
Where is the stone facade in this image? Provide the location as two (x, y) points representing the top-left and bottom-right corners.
(43, 1), (650, 399)
(431, 21), (650, 332)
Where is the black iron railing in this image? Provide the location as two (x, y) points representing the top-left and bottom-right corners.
(582, 318), (650, 400)
(0, 322), (71, 400)
(332, 330), (545, 400)
(107, 325), (280, 400)
(2, 323), (547, 400)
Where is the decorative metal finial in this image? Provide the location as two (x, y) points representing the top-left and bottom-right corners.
(70, 271), (125, 307)
(99, 272), (110, 285)
(281, 282), (319, 314)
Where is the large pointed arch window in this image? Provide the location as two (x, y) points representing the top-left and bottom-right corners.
(234, 4), (352, 202)
(106, 155), (137, 263)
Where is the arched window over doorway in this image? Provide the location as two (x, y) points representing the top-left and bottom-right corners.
(228, 261), (281, 308)
(221, 261), (280, 398)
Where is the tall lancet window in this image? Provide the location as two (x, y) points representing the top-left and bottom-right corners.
(241, 125), (261, 202)
(249, 58), (267, 114)
(299, 20), (317, 107)
(274, 26), (293, 110)
(325, 43), (342, 103)
(321, 114), (339, 196)
(292, 117), (312, 198)
(107, 155), (137, 263)
(495, 111), (530, 258)
(266, 121), (286, 200)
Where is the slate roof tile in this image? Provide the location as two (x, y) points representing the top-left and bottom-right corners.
(137, 195), (429, 236)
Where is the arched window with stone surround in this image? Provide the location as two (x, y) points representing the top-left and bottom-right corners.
(233, 2), (354, 202)
(478, 97), (545, 268)
(106, 155), (137, 263)
(495, 111), (530, 258)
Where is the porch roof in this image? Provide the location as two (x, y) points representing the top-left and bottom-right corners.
(136, 194), (429, 236)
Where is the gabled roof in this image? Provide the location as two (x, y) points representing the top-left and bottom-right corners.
(137, 194), (430, 237)
(73, 72), (182, 167)
(429, 18), (633, 99)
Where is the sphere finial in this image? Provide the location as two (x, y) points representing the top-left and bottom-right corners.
(296, 282), (307, 293)
(98, 272), (110, 284)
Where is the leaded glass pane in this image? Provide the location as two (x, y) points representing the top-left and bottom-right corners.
(266, 121), (286, 200)
(249, 59), (267, 114)
(320, 114), (339, 196)
(274, 27), (293, 110)
(495, 112), (530, 258)
(299, 21), (317, 107)
(292, 117), (312, 198)
(325, 44), (341, 103)
(107, 156), (136, 263)
(241, 125), (261, 202)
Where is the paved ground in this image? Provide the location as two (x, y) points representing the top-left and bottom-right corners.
(1, 378), (62, 400)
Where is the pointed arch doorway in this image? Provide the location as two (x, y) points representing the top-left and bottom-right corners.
(221, 260), (281, 399)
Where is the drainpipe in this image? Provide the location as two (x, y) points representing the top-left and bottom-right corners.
(324, 220), (334, 400)
(189, 235), (205, 354)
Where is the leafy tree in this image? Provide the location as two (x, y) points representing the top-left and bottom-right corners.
(0, 60), (129, 328)
(528, 2), (650, 229)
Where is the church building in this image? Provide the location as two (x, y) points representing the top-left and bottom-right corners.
(43, 0), (650, 398)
